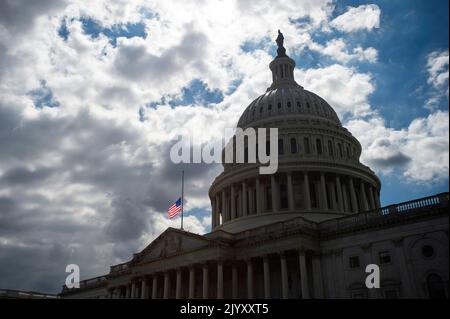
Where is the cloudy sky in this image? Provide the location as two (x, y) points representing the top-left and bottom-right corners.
(0, 0), (448, 293)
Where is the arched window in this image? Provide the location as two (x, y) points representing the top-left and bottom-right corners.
(278, 139), (284, 155)
(290, 138), (298, 154)
(244, 147), (248, 163)
(287, 101), (291, 108)
(316, 139), (323, 154)
(427, 274), (447, 299)
(268, 104), (272, 111)
(328, 140), (334, 156)
(266, 140), (270, 156)
(304, 138), (310, 154)
(346, 146), (351, 158)
(338, 143), (343, 157)
(278, 102), (282, 109)
(297, 101), (301, 108)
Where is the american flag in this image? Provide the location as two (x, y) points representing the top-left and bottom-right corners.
(167, 197), (182, 219)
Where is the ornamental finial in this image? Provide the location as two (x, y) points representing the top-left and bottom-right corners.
(275, 29), (287, 57)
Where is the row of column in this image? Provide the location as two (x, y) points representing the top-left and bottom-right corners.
(109, 250), (321, 299)
(212, 172), (381, 228)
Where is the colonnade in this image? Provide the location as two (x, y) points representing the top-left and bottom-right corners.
(211, 172), (380, 228)
(108, 249), (320, 299)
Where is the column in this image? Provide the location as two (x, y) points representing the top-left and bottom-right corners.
(320, 173), (328, 210)
(372, 187), (381, 208)
(393, 238), (415, 297)
(141, 279), (148, 299)
(362, 244), (377, 298)
(217, 261), (224, 299)
(221, 190), (227, 222)
(335, 175), (344, 213)
(211, 199), (216, 229)
(287, 172), (295, 211)
(368, 185), (376, 210)
(312, 254), (324, 298)
(255, 177), (262, 214)
(248, 185), (254, 214)
(242, 182), (248, 217)
(176, 268), (182, 299)
(232, 263), (238, 299)
(348, 178), (358, 213)
(189, 266), (195, 299)
(163, 272), (170, 299)
(303, 172), (311, 210)
(271, 174), (278, 213)
(280, 253), (289, 299)
(231, 184), (236, 219)
(342, 183), (349, 212)
(202, 264), (209, 299)
(330, 182), (337, 210)
(298, 250), (309, 299)
(152, 276), (158, 299)
(360, 181), (369, 211)
(215, 195), (221, 226)
(263, 255), (270, 299)
(246, 259), (254, 299)
(131, 281), (136, 299)
(375, 189), (381, 208)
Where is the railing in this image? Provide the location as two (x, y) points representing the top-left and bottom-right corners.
(110, 262), (129, 273)
(61, 275), (108, 292)
(0, 289), (58, 299)
(320, 192), (449, 235)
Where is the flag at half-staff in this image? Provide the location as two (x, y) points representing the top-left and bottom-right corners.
(167, 197), (182, 219)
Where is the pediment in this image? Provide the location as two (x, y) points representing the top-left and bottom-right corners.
(132, 228), (212, 264)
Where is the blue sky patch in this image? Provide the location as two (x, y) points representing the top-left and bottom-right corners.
(28, 80), (60, 109)
(78, 17), (147, 46)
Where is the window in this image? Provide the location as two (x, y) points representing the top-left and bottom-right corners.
(338, 143), (343, 157)
(304, 138), (310, 154)
(349, 256), (360, 268)
(328, 140), (333, 156)
(346, 146), (351, 158)
(244, 147), (248, 163)
(316, 139), (323, 154)
(427, 274), (446, 299)
(379, 251), (391, 264)
(422, 245), (434, 258)
(260, 107), (263, 113)
(290, 138), (298, 154)
(297, 101), (301, 107)
(278, 139), (284, 155)
(306, 102), (311, 109)
(278, 102), (282, 109)
(266, 141), (270, 156)
(287, 101), (291, 108)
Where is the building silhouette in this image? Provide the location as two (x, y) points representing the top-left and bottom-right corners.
(60, 33), (449, 299)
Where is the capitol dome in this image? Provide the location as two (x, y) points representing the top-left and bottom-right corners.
(209, 31), (381, 233)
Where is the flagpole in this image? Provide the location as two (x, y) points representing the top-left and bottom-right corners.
(181, 170), (184, 230)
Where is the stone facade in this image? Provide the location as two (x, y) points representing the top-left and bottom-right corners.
(60, 192), (449, 299)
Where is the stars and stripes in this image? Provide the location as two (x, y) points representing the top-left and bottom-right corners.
(167, 197), (182, 218)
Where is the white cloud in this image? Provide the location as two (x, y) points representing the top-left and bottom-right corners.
(296, 64), (375, 118)
(347, 111), (449, 183)
(330, 4), (381, 33)
(425, 50), (449, 109)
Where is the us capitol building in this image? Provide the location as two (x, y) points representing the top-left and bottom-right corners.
(61, 32), (449, 299)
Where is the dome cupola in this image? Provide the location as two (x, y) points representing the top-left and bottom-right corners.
(209, 31), (381, 233)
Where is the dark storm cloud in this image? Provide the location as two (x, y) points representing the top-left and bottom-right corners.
(0, 99), (220, 293)
(113, 30), (208, 83)
(0, 0), (67, 33)
(369, 151), (412, 169)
